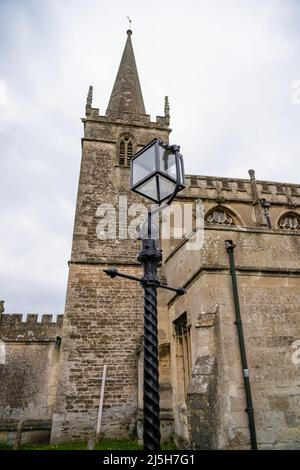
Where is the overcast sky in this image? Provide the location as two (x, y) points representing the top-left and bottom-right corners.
(0, 0), (300, 314)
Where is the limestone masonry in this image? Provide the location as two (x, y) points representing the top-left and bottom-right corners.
(1, 30), (300, 449)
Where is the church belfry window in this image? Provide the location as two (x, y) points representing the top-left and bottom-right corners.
(278, 212), (300, 230)
(119, 134), (134, 166)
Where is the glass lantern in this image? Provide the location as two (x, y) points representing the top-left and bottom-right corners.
(130, 139), (185, 204)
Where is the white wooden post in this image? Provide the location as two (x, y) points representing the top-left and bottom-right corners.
(96, 365), (107, 439)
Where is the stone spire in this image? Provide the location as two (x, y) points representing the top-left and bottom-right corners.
(106, 30), (146, 116)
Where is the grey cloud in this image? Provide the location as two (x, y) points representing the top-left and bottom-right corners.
(0, 0), (300, 313)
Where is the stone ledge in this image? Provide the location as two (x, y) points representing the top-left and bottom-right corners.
(0, 420), (52, 432)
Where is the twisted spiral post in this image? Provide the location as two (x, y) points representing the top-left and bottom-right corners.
(138, 238), (162, 451)
(143, 285), (160, 450)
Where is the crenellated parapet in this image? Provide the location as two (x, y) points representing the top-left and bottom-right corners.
(184, 174), (300, 198)
(0, 309), (63, 342)
(182, 174), (300, 208)
(83, 108), (170, 130)
(165, 173), (300, 235)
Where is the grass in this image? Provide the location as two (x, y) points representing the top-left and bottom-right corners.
(0, 439), (177, 451)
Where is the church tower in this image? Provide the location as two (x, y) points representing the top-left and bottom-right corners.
(51, 30), (171, 442)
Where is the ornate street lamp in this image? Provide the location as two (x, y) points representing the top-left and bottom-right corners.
(104, 139), (186, 451)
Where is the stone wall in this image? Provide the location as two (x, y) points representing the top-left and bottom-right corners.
(164, 225), (300, 449)
(51, 264), (144, 442)
(0, 311), (63, 444)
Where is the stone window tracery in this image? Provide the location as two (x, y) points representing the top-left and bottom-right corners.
(278, 212), (300, 230)
(119, 134), (134, 166)
(205, 206), (236, 226)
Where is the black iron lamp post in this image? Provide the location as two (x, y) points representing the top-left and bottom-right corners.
(104, 139), (186, 451)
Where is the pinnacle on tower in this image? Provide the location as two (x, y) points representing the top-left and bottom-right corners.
(85, 85), (93, 115)
(86, 85), (93, 107)
(106, 30), (146, 116)
(164, 96), (170, 125)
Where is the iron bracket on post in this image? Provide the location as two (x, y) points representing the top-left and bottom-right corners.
(103, 268), (186, 295)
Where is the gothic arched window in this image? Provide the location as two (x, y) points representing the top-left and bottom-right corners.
(119, 134), (134, 166)
(278, 212), (300, 230)
(205, 206), (236, 226)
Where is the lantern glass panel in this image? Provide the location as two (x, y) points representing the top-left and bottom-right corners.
(158, 146), (176, 180)
(137, 175), (158, 201)
(157, 175), (177, 201)
(132, 144), (156, 186)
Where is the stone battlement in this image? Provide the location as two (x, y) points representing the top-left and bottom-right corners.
(182, 174), (300, 208)
(0, 312), (64, 342)
(84, 108), (170, 130)
(0, 313), (63, 324)
(185, 174), (300, 195)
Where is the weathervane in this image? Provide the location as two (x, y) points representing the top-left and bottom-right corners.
(127, 16), (132, 30)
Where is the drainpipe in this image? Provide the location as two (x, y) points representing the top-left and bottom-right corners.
(225, 240), (258, 450)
